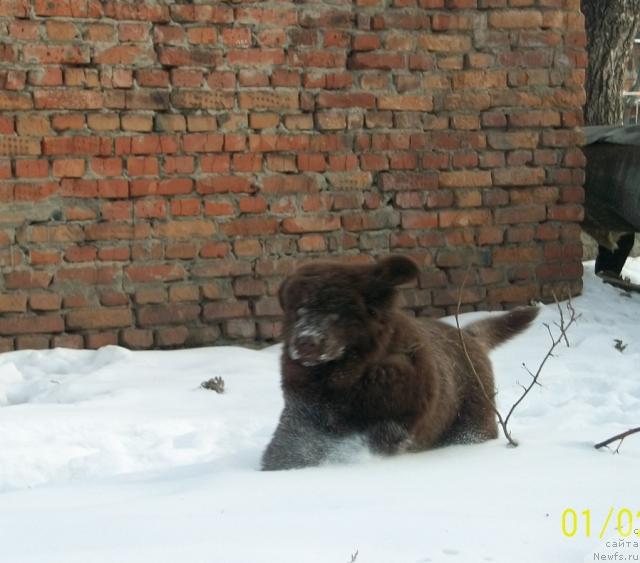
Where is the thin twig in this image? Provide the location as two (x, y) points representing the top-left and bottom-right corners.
(594, 427), (640, 450)
(454, 277), (579, 448)
(454, 269), (517, 446)
(502, 291), (579, 434)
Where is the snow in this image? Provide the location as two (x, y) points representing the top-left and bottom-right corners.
(1, 260), (639, 563)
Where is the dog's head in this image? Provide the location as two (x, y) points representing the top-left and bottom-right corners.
(279, 255), (418, 367)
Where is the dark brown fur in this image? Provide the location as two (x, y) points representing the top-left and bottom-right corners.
(261, 256), (538, 470)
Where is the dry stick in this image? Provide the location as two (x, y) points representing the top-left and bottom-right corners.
(454, 275), (579, 447)
(454, 275), (514, 445)
(594, 427), (640, 451)
(502, 293), (579, 436)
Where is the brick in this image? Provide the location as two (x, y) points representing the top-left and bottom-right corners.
(24, 45), (89, 65)
(547, 204), (584, 222)
(53, 334), (84, 349)
(88, 114), (119, 131)
(348, 53), (405, 70)
(204, 200), (235, 217)
(223, 28), (251, 47)
(0, 315), (64, 335)
(26, 243), (59, 262)
(154, 326), (188, 347)
(197, 241), (229, 259)
(30, 293), (62, 311)
(121, 114), (153, 132)
(84, 332), (118, 349)
(439, 170), (492, 188)
(495, 205), (546, 224)
(418, 34), (471, 52)
(228, 49), (285, 66)
(298, 234), (327, 252)
(171, 4), (232, 23)
(493, 246), (542, 263)
(16, 115), (50, 137)
(378, 95), (433, 111)
(250, 113), (279, 129)
(439, 209), (491, 228)
(98, 247), (130, 262)
(15, 159), (48, 178)
(222, 218), (278, 236)
(15, 335), (50, 349)
(43, 136), (111, 156)
(401, 212), (439, 229)
(54, 265), (118, 285)
(149, 116), (183, 134)
(125, 91), (169, 110)
(126, 264), (185, 283)
(281, 216), (341, 233)
(155, 220), (216, 240)
(0, 137), (41, 157)
(239, 90), (299, 110)
(65, 245), (97, 263)
(0, 294), (27, 313)
(203, 301), (250, 320)
(127, 157), (159, 178)
(34, 89), (103, 110)
(121, 329), (153, 349)
(342, 210), (398, 231)
(171, 91), (234, 110)
(168, 285), (199, 303)
(224, 319), (255, 339)
(197, 176), (252, 194)
(137, 304), (200, 327)
(234, 240), (262, 257)
(284, 115), (314, 130)
(67, 308), (133, 330)
(0, 0), (26, 15)
(493, 167), (545, 187)
(135, 288), (166, 305)
(45, 21), (77, 41)
(487, 132), (539, 150)
(317, 92), (376, 109)
(167, 199), (198, 218)
(489, 10), (543, 29)
(0, 91), (33, 111)
(52, 159), (85, 178)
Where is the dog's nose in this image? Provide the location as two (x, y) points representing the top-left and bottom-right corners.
(294, 335), (322, 358)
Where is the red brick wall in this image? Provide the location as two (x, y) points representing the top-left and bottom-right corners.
(0, 0), (586, 350)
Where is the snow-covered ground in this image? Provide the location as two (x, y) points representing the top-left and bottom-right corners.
(1, 260), (639, 563)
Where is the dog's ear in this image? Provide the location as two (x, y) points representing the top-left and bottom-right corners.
(365, 255), (418, 308)
(372, 255), (419, 286)
(278, 276), (291, 311)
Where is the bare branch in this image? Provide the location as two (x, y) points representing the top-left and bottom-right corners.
(454, 277), (579, 448)
(554, 291), (571, 347)
(502, 292), (579, 433)
(454, 268), (517, 446)
(594, 427), (640, 450)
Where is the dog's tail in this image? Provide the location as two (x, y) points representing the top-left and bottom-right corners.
(463, 307), (539, 350)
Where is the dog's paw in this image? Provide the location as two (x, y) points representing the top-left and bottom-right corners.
(366, 420), (411, 455)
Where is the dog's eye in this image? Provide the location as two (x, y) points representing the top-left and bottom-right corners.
(367, 306), (379, 318)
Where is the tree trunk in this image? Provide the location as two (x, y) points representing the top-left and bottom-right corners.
(582, 0), (640, 125)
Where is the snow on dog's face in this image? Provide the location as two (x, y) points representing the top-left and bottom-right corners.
(279, 256), (419, 367)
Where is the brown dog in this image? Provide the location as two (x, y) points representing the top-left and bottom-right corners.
(261, 255), (538, 470)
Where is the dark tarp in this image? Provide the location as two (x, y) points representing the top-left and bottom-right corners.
(583, 125), (640, 248)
